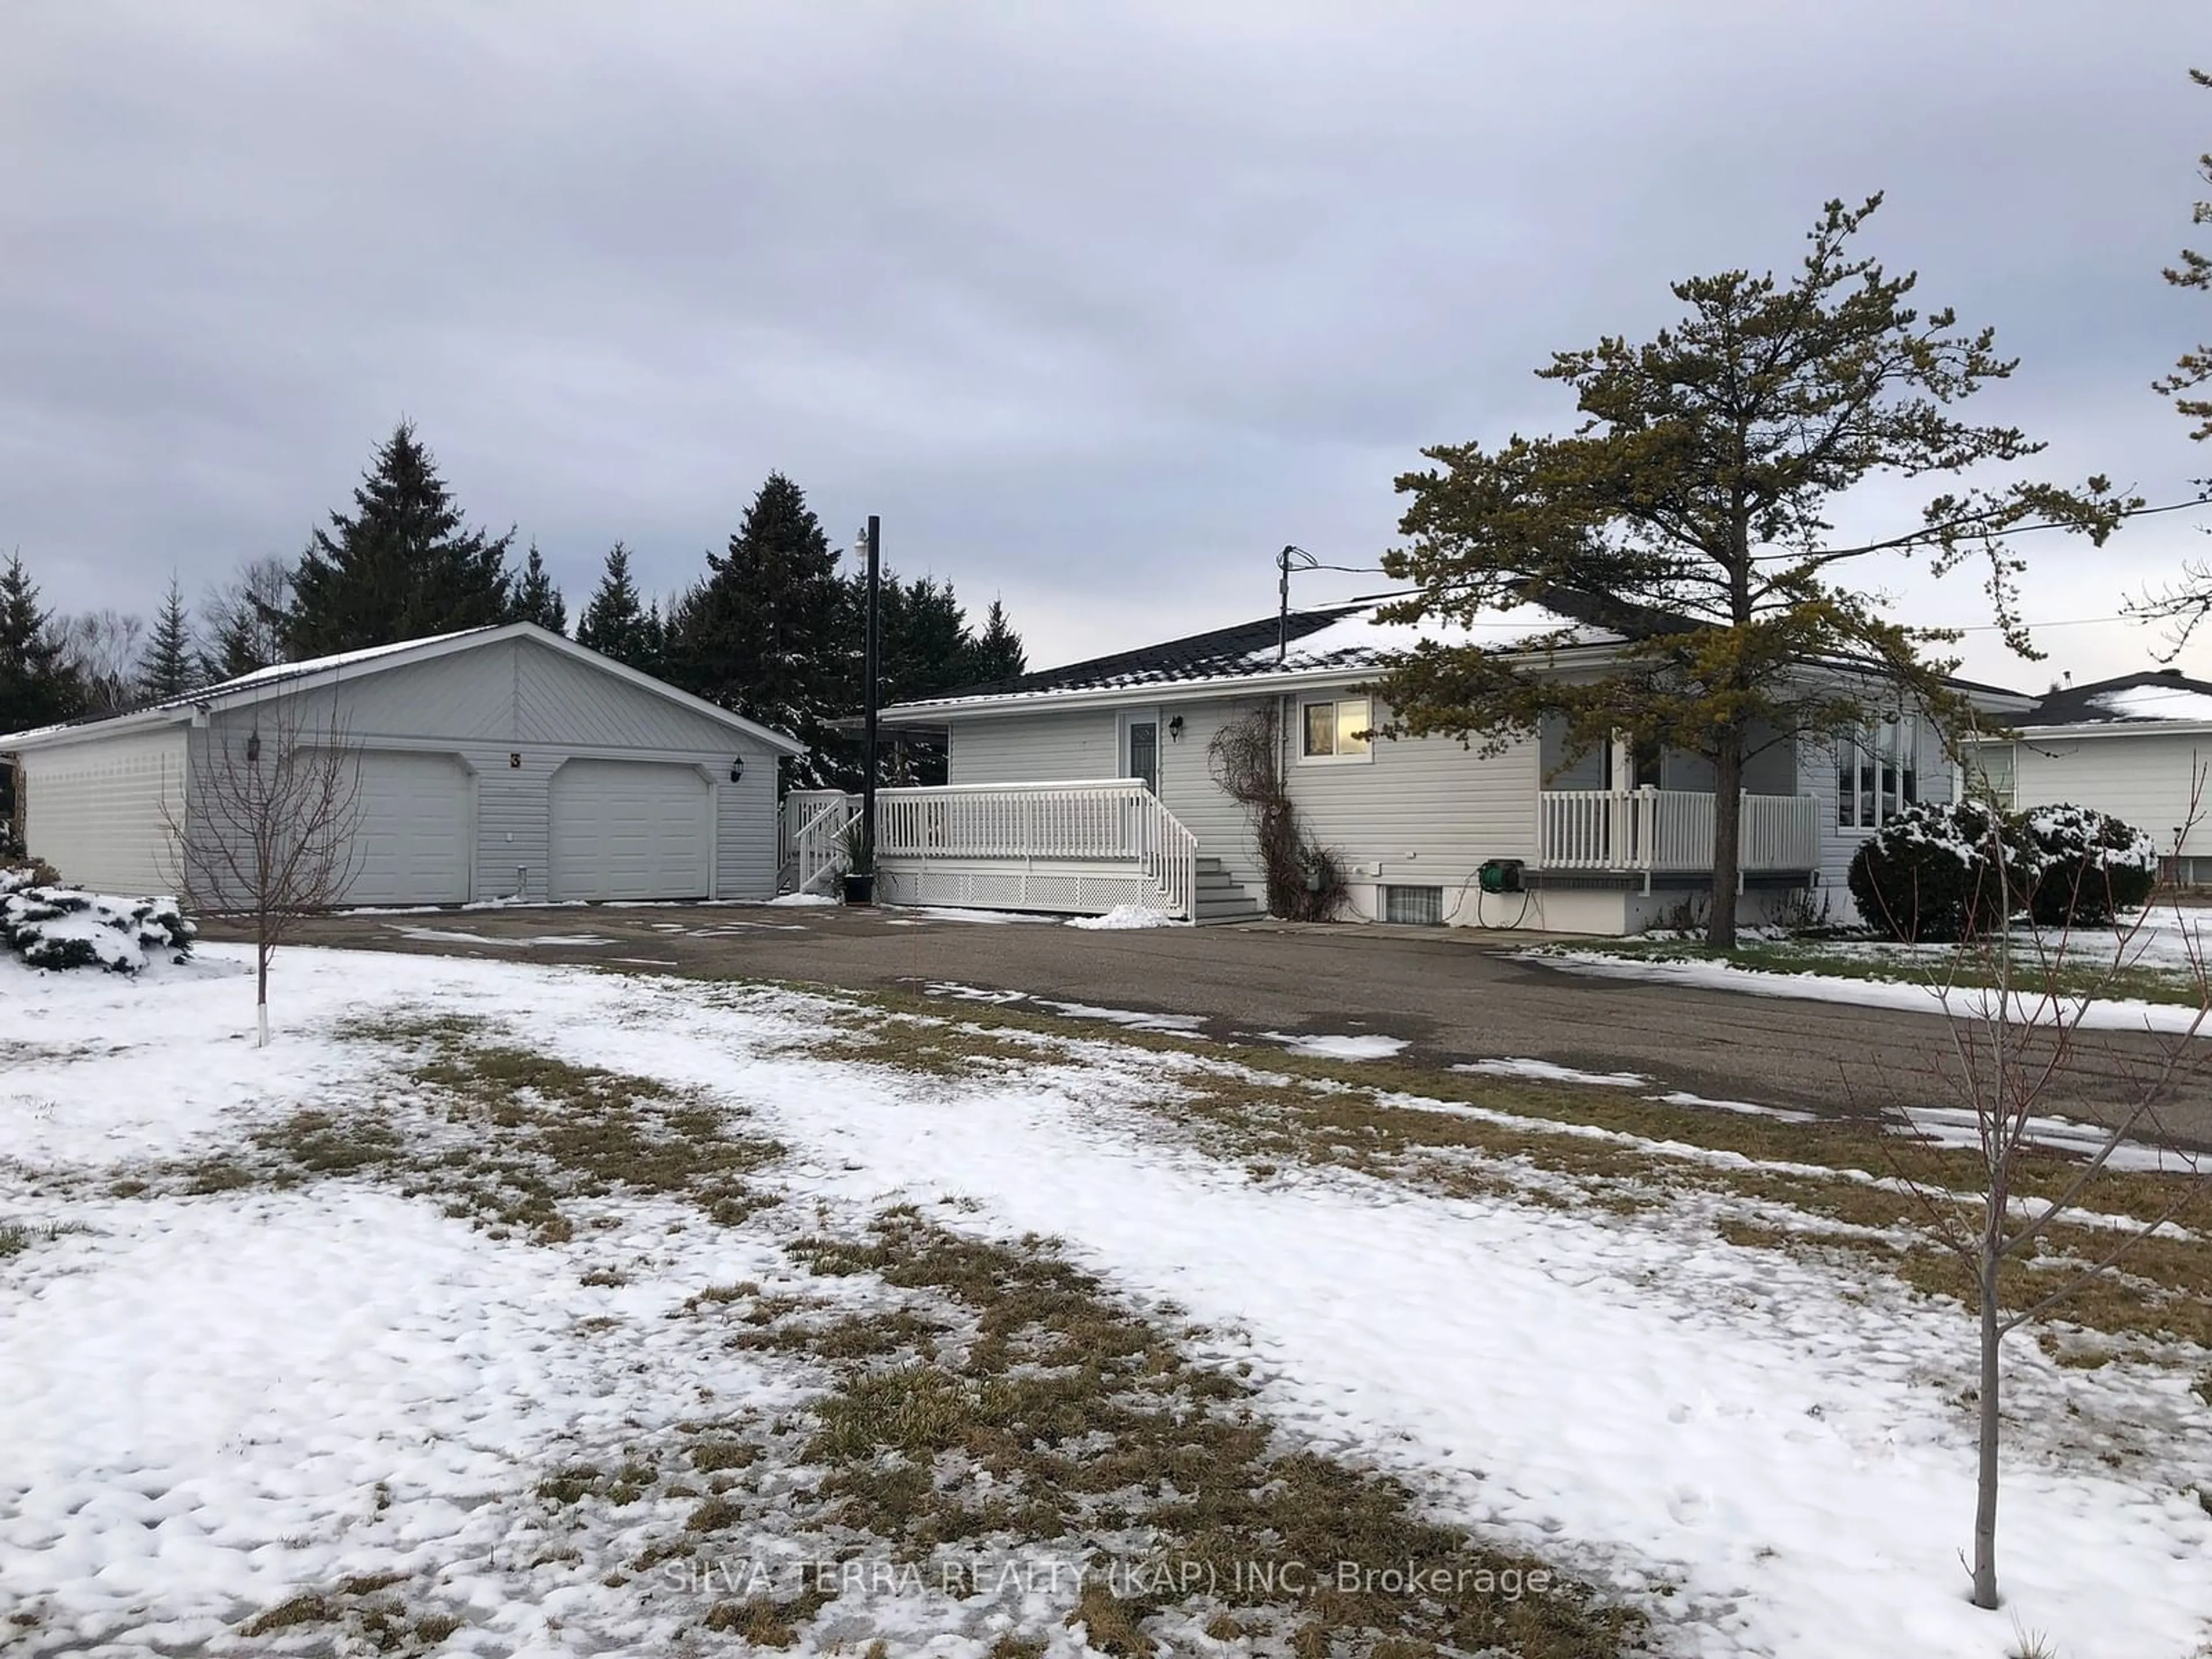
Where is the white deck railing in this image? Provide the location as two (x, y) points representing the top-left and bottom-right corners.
(1537, 789), (1817, 878)
(779, 779), (1199, 919)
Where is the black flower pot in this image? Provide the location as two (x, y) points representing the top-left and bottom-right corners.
(842, 873), (876, 906)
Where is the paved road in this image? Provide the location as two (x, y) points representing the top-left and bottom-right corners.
(226, 903), (2212, 1147)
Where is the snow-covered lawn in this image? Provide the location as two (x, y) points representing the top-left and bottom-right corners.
(5, 948), (2211, 1657)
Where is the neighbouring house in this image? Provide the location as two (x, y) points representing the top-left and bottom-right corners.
(823, 599), (2024, 933)
(0, 623), (801, 907)
(1964, 667), (2212, 885)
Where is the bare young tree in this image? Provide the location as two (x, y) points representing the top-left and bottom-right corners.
(164, 696), (362, 1046)
(1878, 786), (2211, 1611)
(199, 555), (295, 681)
(58, 609), (147, 715)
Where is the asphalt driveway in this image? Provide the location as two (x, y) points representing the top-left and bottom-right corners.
(229, 901), (2212, 1147)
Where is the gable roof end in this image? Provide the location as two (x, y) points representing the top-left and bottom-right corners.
(0, 623), (806, 756)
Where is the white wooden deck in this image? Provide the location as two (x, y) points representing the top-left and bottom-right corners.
(781, 779), (1198, 919)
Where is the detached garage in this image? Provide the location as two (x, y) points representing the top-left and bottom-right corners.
(0, 623), (803, 907)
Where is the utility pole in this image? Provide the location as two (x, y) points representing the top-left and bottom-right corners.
(862, 514), (881, 865)
(1277, 544), (1316, 664)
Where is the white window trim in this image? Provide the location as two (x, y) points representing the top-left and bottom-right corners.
(1968, 741), (2018, 811)
(1835, 718), (1921, 831)
(1298, 695), (1374, 766)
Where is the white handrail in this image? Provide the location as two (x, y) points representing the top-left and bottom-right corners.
(787, 793), (858, 895)
(1537, 788), (1816, 874)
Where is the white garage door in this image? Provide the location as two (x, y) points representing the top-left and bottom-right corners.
(343, 751), (473, 906)
(549, 760), (711, 902)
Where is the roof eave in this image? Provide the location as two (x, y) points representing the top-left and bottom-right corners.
(0, 704), (196, 753)
(876, 657), (1559, 721)
(883, 646), (2023, 723)
(1993, 719), (2212, 741)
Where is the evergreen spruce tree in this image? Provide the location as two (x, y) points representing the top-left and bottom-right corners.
(876, 574), (972, 705)
(965, 597), (1027, 682)
(278, 421), (514, 657)
(668, 474), (847, 783)
(574, 543), (660, 671)
(507, 544), (566, 633)
(0, 554), (84, 733)
(137, 575), (199, 701)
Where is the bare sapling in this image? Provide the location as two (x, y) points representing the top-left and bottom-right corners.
(1876, 767), (2211, 1611)
(164, 696), (363, 1046)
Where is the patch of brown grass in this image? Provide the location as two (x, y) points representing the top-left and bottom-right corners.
(781, 1211), (1644, 1657)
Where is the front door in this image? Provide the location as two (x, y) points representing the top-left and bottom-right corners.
(1126, 719), (1160, 794)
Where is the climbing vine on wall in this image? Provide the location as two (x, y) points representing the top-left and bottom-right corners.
(1207, 704), (1346, 922)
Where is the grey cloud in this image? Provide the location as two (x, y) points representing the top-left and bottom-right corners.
(4, 0), (2207, 689)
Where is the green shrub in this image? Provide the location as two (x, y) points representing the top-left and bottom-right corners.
(1849, 801), (2160, 941)
(2016, 805), (2159, 928)
(1846, 801), (2024, 942)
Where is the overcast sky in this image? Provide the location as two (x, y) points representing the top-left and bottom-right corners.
(6, 2), (2209, 689)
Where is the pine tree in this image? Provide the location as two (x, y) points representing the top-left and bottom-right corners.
(965, 597), (1027, 682)
(137, 575), (199, 701)
(667, 474), (848, 783)
(876, 574), (972, 705)
(1373, 195), (2131, 951)
(0, 554), (84, 734)
(574, 543), (660, 671)
(507, 544), (566, 633)
(278, 421), (514, 658)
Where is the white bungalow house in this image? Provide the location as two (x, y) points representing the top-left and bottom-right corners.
(791, 599), (2023, 934)
(1964, 667), (2212, 887)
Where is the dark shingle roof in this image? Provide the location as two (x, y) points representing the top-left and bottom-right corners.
(2013, 668), (2212, 728)
(929, 604), (1387, 702)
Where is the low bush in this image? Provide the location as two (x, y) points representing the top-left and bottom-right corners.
(1847, 801), (2024, 942)
(2014, 804), (2159, 929)
(0, 870), (195, 974)
(1849, 801), (2161, 941)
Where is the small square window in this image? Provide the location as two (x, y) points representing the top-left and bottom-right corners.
(1301, 697), (1372, 763)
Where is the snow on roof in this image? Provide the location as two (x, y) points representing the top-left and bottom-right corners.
(2088, 682), (2212, 723)
(202, 628), (491, 700)
(2010, 668), (2212, 730)
(1252, 604), (1608, 672)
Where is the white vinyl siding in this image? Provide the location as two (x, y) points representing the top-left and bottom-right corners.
(1157, 697), (1269, 896)
(1286, 694), (1540, 922)
(548, 759), (712, 902)
(942, 692), (1540, 923)
(946, 709), (1120, 784)
(2009, 732), (2212, 859)
(18, 729), (187, 893)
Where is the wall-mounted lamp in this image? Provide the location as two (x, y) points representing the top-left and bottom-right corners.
(1168, 715), (1185, 741)
(729, 756), (745, 783)
(245, 731), (261, 764)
